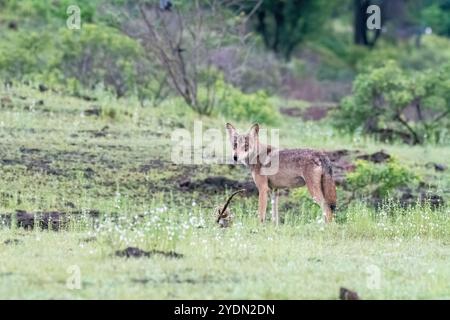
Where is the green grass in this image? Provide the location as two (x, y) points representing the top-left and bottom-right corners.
(0, 84), (449, 299)
(1, 203), (449, 299)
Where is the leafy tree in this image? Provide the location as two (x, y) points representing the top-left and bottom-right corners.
(353, 0), (384, 47)
(58, 24), (143, 98)
(117, 0), (253, 114)
(421, 0), (450, 37)
(1, 0), (97, 24)
(334, 61), (450, 144)
(242, 0), (334, 60)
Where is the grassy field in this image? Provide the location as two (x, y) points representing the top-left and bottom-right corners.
(0, 85), (449, 299)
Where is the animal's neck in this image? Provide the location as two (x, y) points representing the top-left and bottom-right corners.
(247, 143), (273, 168)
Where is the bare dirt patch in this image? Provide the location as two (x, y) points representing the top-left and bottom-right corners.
(280, 104), (334, 121)
(356, 150), (391, 163)
(80, 236), (97, 243)
(426, 162), (447, 172)
(179, 176), (257, 195)
(0, 209), (100, 231)
(115, 247), (184, 259)
(325, 149), (357, 186)
(301, 105), (332, 121)
(83, 107), (101, 117)
(3, 239), (22, 245)
(15, 210), (69, 231)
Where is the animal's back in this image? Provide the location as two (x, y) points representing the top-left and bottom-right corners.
(264, 148), (329, 188)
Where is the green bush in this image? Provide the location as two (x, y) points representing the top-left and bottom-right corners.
(0, 22), (170, 101)
(346, 159), (418, 199)
(421, 2), (450, 37)
(357, 35), (450, 72)
(0, 29), (58, 81)
(211, 80), (279, 125)
(57, 24), (144, 97)
(334, 60), (450, 144)
(2, 0), (97, 24)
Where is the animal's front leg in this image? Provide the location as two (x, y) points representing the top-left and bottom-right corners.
(252, 171), (269, 222)
(271, 189), (279, 226)
(258, 188), (268, 223)
(253, 174), (269, 223)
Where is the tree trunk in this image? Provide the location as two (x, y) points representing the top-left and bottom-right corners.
(272, 6), (284, 55)
(354, 0), (369, 45)
(256, 10), (269, 49)
(354, 0), (382, 47)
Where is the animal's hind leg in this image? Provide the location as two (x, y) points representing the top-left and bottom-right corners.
(304, 168), (330, 223)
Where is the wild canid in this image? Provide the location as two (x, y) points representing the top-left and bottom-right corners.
(226, 123), (336, 225)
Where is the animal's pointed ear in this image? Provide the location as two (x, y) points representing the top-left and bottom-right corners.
(249, 123), (259, 137)
(226, 123), (236, 137)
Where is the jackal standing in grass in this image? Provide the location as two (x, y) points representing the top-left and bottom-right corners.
(226, 123), (336, 225)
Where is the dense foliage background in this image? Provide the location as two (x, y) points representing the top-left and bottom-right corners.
(0, 0), (449, 143)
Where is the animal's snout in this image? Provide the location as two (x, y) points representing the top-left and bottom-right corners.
(233, 154), (238, 162)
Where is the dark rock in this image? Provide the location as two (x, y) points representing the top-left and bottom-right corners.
(399, 189), (444, 208)
(116, 247), (150, 258)
(84, 107), (101, 117)
(420, 192), (444, 208)
(84, 167), (95, 178)
(179, 178), (191, 188)
(16, 210), (34, 230)
(77, 94), (97, 102)
(80, 236), (97, 243)
(115, 247), (183, 259)
(3, 239), (22, 245)
(38, 84), (48, 92)
(339, 287), (360, 300)
(8, 21), (18, 30)
(39, 211), (69, 231)
(425, 162), (447, 172)
(357, 150), (391, 163)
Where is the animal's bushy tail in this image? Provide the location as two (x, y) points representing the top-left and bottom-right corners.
(320, 156), (337, 213)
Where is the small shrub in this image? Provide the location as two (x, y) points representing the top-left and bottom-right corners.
(2, 0), (96, 24)
(334, 60), (450, 144)
(291, 188), (316, 210)
(0, 23), (169, 102)
(208, 80), (279, 125)
(346, 158), (418, 199)
(0, 29), (58, 81)
(357, 35), (450, 72)
(57, 24), (143, 98)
